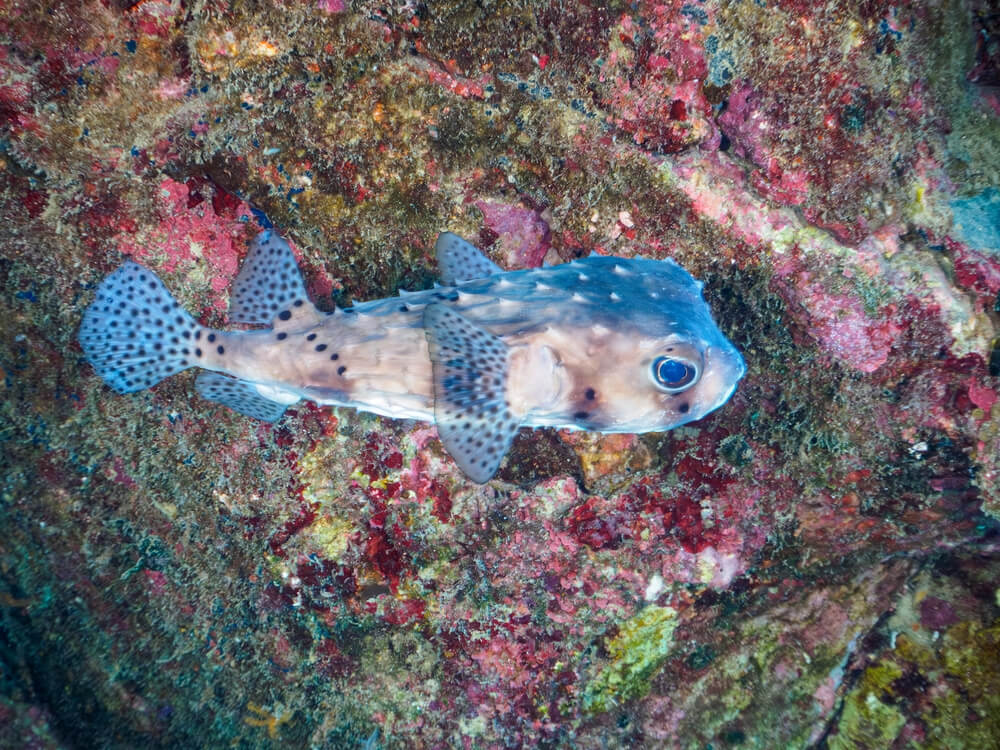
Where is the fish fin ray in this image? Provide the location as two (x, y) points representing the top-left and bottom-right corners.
(230, 230), (319, 327)
(195, 373), (293, 422)
(78, 261), (203, 393)
(423, 303), (518, 482)
(435, 232), (503, 284)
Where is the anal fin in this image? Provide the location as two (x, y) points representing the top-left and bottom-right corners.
(423, 304), (519, 482)
(195, 373), (296, 422)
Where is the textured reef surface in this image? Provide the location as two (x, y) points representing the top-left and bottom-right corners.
(2, 1), (1000, 748)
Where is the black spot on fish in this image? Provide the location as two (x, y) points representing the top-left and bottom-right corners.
(585, 387), (596, 400)
(278, 310), (292, 321)
(276, 332), (287, 340)
(573, 410), (589, 420)
(315, 344), (327, 352)
(307, 333), (317, 341)
(207, 333), (216, 342)
(195, 348), (202, 357)
(337, 366), (347, 375)
(678, 403), (690, 414)
(330, 352), (339, 360)
(217, 345), (225, 355)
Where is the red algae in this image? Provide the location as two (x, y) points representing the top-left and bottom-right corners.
(115, 177), (254, 310)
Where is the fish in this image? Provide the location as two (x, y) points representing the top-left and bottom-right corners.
(78, 230), (745, 482)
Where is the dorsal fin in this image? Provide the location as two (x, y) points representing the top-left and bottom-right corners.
(423, 304), (519, 482)
(435, 232), (503, 284)
(230, 230), (321, 327)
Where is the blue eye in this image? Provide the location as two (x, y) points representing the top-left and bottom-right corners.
(652, 356), (699, 392)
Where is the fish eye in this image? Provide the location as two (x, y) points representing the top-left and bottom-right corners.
(652, 355), (699, 393)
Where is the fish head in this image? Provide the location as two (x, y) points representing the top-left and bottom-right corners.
(553, 325), (744, 433)
(534, 256), (745, 433)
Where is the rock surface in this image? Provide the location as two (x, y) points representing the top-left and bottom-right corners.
(1, 1), (999, 747)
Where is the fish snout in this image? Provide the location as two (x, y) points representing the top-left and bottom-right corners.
(699, 343), (746, 412)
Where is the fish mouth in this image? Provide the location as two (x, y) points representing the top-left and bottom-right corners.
(700, 343), (746, 411)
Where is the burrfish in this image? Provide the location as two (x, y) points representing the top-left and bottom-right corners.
(78, 230), (745, 482)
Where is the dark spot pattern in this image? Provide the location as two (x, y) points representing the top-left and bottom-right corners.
(77, 260), (203, 393)
(423, 303), (519, 483)
(678, 403), (690, 414)
(228, 230), (311, 325)
(585, 387), (596, 400)
(195, 373), (290, 422)
(435, 231), (503, 284)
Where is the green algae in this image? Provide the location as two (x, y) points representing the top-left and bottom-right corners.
(920, 622), (1000, 749)
(828, 660), (906, 750)
(829, 619), (1000, 750)
(582, 605), (678, 714)
(921, 2), (1000, 196)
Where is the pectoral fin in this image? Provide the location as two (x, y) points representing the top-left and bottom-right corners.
(423, 304), (519, 482)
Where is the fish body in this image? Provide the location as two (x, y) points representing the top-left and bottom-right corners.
(79, 230), (745, 481)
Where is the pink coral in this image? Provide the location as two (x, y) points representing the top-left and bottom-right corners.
(474, 199), (550, 268)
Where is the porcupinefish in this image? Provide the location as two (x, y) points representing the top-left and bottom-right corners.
(78, 230), (745, 482)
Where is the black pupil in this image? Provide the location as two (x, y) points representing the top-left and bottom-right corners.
(656, 357), (695, 388)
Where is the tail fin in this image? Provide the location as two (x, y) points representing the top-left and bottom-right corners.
(78, 261), (204, 393)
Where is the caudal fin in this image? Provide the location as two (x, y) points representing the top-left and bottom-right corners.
(78, 261), (204, 393)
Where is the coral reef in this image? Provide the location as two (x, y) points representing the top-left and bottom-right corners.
(2, 0), (999, 747)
